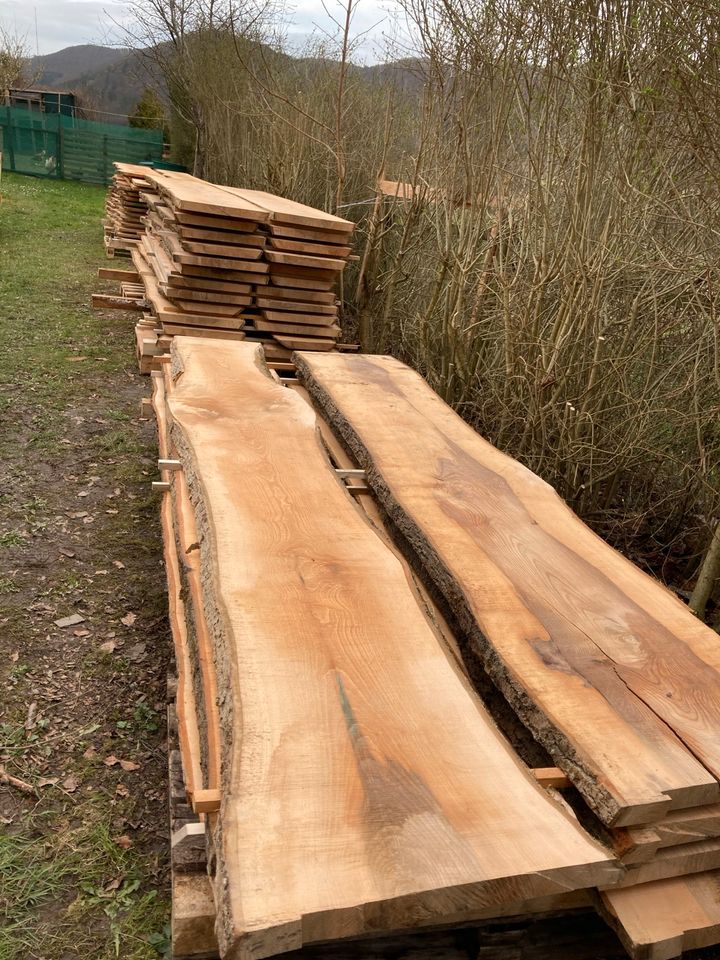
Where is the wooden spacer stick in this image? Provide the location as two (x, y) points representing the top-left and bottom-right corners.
(336, 469), (366, 479)
(532, 767), (571, 789)
(152, 481), (171, 493)
(191, 789), (221, 814)
(159, 459), (182, 472)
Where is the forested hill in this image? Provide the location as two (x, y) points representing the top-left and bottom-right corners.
(28, 43), (423, 124)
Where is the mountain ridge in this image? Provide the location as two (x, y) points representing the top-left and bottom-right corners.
(27, 43), (423, 125)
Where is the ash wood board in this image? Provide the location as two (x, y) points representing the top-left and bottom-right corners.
(153, 375), (203, 799)
(145, 171), (269, 221)
(295, 352), (720, 829)
(600, 870), (720, 959)
(611, 836), (720, 887)
(612, 805), (720, 864)
(165, 338), (619, 960)
(216, 186), (354, 232)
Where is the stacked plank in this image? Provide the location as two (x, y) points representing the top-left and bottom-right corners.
(101, 164), (354, 362)
(151, 338), (630, 960)
(139, 330), (720, 959)
(134, 170), (266, 343)
(224, 186), (351, 352)
(103, 162), (153, 254)
(294, 350), (720, 960)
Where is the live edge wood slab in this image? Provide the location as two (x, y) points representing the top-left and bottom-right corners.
(295, 352), (720, 830)
(164, 338), (618, 960)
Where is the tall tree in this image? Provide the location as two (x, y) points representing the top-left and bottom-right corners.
(0, 26), (29, 103)
(128, 87), (166, 132)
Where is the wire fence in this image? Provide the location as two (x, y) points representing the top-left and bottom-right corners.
(0, 106), (164, 186)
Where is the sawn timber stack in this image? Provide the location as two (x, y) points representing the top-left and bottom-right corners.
(140, 338), (720, 959)
(104, 162), (154, 255)
(292, 349), (720, 960)
(155, 337), (618, 959)
(99, 164), (354, 365)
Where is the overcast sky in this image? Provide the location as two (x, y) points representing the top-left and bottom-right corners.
(0, 0), (404, 62)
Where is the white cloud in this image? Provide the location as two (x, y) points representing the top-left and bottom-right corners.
(0, 1), (131, 55)
(282, 0), (406, 63)
(0, 0), (406, 62)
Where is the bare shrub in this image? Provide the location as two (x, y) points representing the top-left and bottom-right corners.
(356, 0), (720, 592)
(124, 0), (720, 604)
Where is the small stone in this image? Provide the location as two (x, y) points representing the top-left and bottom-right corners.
(54, 614), (85, 628)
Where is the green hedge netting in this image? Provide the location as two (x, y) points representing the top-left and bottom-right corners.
(0, 107), (164, 186)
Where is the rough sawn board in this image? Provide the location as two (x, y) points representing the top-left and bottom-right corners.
(295, 352), (720, 829)
(165, 338), (618, 960)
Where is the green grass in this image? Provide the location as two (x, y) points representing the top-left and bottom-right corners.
(0, 820), (170, 960)
(0, 175), (134, 463)
(0, 172), (171, 959)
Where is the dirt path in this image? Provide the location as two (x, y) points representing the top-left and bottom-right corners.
(0, 173), (170, 959)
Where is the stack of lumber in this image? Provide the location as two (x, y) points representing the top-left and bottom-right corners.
(150, 338), (625, 959)
(100, 164), (354, 364)
(144, 340), (720, 959)
(236, 187), (352, 352)
(103, 162), (154, 255)
(293, 350), (720, 960)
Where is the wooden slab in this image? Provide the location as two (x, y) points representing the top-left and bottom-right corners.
(145, 172), (269, 221)
(161, 325), (247, 341)
(295, 352), (720, 828)
(262, 285), (336, 304)
(274, 335), (336, 351)
(260, 310), (338, 327)
(182, 241), (264, 260)
(165, 277), (253, 295)
(161, 314), (247, 330)
(165, 338), (619, 960)
(175, 210), (260, 231)
(266, 250), (347, 271)
(613, 804), (720, 863)
(178, 227), (266, 246)
(154, 377), (203, 799)
(613, 837), (720, 887)
(216, 186), (354, 232)
(177, 264), (269, 285)
(269, 271), (335, 291)
(600, 871), (720, 960)
(255, 298), (338, 316)
(163, 400), (221, 798)
(254, 318), (341, 338)
(269, 237), (353, 257)
(269, 222), (354, 243)
(162, 286), (253, 306)
(174, 253), (269, 273)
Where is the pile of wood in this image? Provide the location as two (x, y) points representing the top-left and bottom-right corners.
(296, 351), (720, 960)
(143, 339), (720, 960)
(98, 164), (354, 366)
(103, 162), (153, 255)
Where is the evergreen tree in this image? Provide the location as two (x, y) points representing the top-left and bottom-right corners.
(128, 88), (166, 135)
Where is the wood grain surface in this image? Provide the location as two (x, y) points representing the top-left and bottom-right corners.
(164, 338), (619, 960)
(296, 352), (720, 828)
(600, 870), (720, 959)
